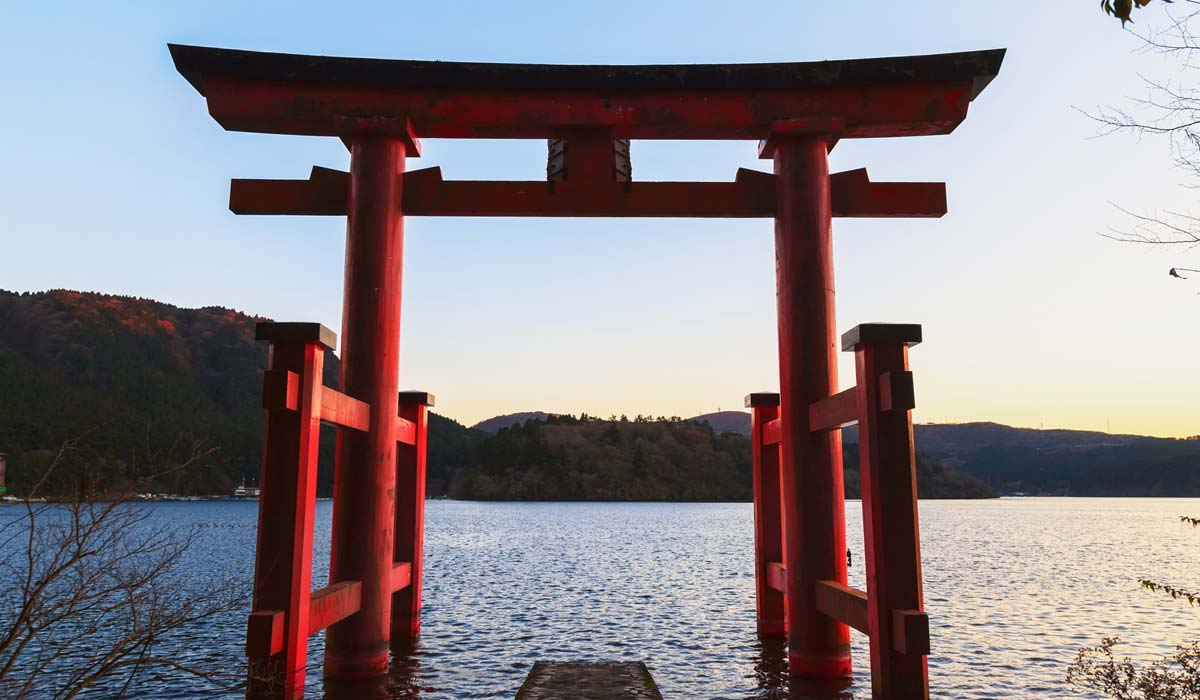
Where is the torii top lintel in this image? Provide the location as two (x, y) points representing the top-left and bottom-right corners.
(169, 44), (1005, 140)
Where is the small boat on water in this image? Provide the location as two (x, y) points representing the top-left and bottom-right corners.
(229, 480), (261, 500)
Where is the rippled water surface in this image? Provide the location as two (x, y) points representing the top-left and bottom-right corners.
(13, 498), (1200, 699)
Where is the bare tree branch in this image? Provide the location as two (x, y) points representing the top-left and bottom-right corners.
(0, 432), (247, 699)
(1084, 5), (1200, 287)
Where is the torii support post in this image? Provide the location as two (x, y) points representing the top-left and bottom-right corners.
(747, 392), (785, 636)
(247, 323), (332, 699)
(245, 321), (431, 697)
(769, 130), (851, 679)
(845, 324), (929, 699)
(325, 134), (412, 680)
(751, 323), (931, 697)
(392, 391), (434, 643)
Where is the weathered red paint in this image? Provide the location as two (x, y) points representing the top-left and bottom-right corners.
(747, 393), (785, 636)
(325, 136), (408, 681)
(247, 324), (331, 698)
(229, 166), (943, 219)
(772, 136), (852, 679)
(849, 327), (929, 699)
(200, 78), (976, 140)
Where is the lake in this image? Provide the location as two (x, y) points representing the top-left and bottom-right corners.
(10, 498), (1200, 698)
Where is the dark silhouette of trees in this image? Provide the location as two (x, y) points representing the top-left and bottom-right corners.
(447, 416), (995, 502)
(0, 435), (243, 699)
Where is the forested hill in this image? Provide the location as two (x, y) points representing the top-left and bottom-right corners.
(0, 289), (481, 496)
(449, 414), (996, 501)
(0, 290), (991, 501)
(4, 289), (1190, 500)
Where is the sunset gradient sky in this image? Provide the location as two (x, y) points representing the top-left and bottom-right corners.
(1, 1), (1196, 436)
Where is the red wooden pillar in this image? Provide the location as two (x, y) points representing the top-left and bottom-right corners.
(325, 134), (412, 680)
(769, 133), (852, 678)
(392, 391), (434, 643)
(247, 322), (335, 699)
(845, 323), (929, 700)
(747, 392), (786, 636)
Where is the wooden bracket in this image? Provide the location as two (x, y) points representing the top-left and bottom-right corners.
(879, 371), (916, 412)
(815, 579), (869, 634)
(831, 168), (946, 218)
(892, 609), (930, 656)
(767, 562), (787, 593)
(335, 117), (421, 157)
(809, 386), (859, 433)
(759, 118), (846, 158)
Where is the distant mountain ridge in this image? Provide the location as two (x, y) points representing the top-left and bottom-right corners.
(472, 412), (552, 434)
(689, 411), (753, 435)
(686, 411), (1188, 446)
(678, 413), (1200, 496)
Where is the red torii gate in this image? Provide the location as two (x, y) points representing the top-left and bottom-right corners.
(170, 44), (1003, 699)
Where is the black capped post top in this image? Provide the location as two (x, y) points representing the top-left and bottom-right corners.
(841, 323), (922, 352)
(745, 392), (782, 408)
(398, 391), (436, 407)
(255, 322), (338, 352)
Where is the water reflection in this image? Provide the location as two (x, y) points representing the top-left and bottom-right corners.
(324, 635), (855, 700)
(747, 636), (853, 700)
(323, 641), (427, 700)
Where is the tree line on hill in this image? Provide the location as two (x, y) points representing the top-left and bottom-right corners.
(448, 413), (996, 500)
(1, 289), (1196, 500)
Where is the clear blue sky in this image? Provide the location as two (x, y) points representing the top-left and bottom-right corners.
(1, 1), (1195, 436)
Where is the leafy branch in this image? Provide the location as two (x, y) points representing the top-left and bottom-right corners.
(1139, 578), (1200, 606)
(1068, 637), (1200, 698)
(1103, 0), (1175, 26)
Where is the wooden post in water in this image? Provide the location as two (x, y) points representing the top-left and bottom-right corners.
(747, 392), (786, 636)
(767, 128), (852, 679)
(845, 323), (929, 699)
(326, 133), (413, 680)
(392, 391), (434, 643)
(247, 322), (334, 699)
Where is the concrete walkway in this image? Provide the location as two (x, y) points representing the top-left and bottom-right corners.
(516, 661), (663, 700)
